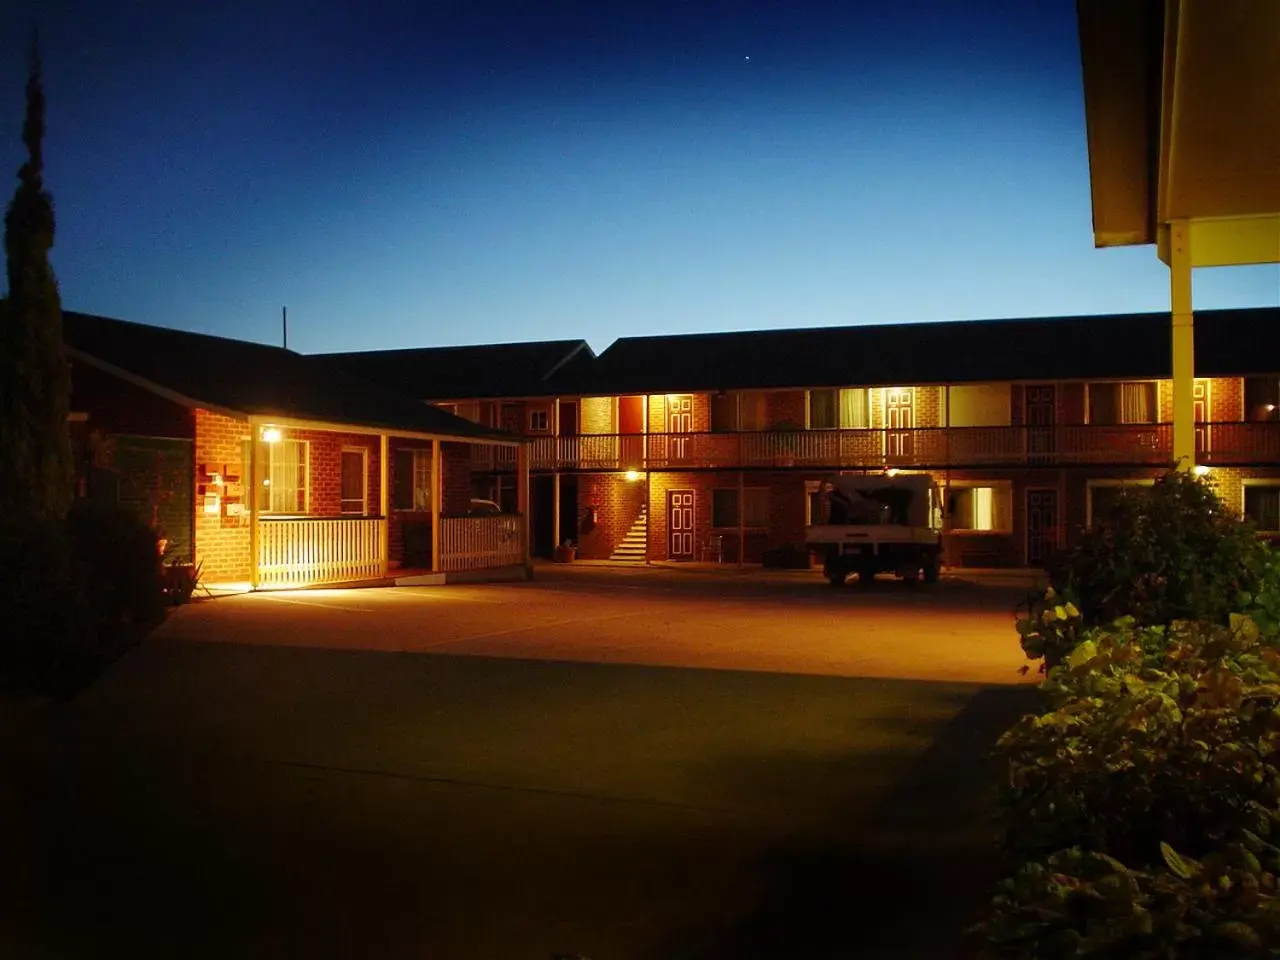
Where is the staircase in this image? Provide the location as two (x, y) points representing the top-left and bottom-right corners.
(609, 505), (648, 562)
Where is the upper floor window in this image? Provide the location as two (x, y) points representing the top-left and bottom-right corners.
(528, 409), (549, 432)
(948, 384), (1011, 427)
(710, 392), (765, 432)
(808, 388), (869, 429)
(243, 438), (308, 514)
(1087, 382), (1157, 425)
(1245, 377), (1280, 422)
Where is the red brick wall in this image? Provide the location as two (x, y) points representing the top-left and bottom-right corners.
(70, 358), (195, 439)
(285, 428), (381, 517)
(581, 397), (614, 434)
(1209, 377), (1244, 422)
(441, 442), (473, 515)
(576, 472), (646, 559)
(193, 409), (253, 582)
(766, 391), (806, 428)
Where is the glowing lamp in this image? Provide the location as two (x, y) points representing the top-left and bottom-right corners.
(1192, 464), (1211, 477)
(625, 469), (642, 482)
(885, 468), (900, 477)
(260, 426), (282, 443)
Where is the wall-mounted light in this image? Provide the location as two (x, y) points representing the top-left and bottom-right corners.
(260, 426), (282, 443)
(1192, 464), (1211, 477)
(625, 469), (642, 482)
(885, 468), (900, 477)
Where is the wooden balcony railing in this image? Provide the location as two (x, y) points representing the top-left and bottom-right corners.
(462, 423), (1280, 472)
(439, 514), (524, 572)
(257, 516), (384, 588)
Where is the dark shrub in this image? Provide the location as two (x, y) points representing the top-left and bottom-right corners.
(0, 502), (164, 695)
(1045, 472), (1270, 630)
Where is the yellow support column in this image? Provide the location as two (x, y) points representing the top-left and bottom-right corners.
(378, 433), (389, 577)
(430, 439), (441, 572)
(248, 428), (260, 589)
(517, 442), (532, 575)
(1170, 219), (1195, 470)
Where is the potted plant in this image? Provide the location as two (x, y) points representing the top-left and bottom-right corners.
(553, 540), (577, 563)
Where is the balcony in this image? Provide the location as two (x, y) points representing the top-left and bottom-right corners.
(461, 423), (1280, 472)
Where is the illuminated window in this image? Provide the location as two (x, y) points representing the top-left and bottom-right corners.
(528, 409), (549, 432)
(393, 448), (432, 511)
(948, 485), (1007, 532)
(808, 388), (869, 429)
(340, 448), (367, 515)
(711, 392), (766, 431)
(1245, 486), (1280, 532)
(243, 439), (308, 514)
(712, 488), (768, 528)
(1245, 378), (1280, 422)
(1088, 382), (1157, 425)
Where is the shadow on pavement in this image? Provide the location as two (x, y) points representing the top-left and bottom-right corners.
(667, 683), (1040, 960)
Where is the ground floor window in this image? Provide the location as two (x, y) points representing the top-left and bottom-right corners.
(1086, 479), (1154, 527)
(244, 438), (308, 514)
(393, 448), (432, 511)
(946, 483), (1010, 532)
(712, 488), (768, 528)
(1244, 484), (1280, 533)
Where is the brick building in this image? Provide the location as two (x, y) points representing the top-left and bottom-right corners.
(323, 306), (1280, 569)
(65, 312), (529, 589)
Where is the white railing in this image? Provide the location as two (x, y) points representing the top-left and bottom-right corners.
(439, 514), (525, 571)
(257, 517), (384, 588)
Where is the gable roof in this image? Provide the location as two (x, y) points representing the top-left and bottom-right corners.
(62, 311), (515, 442)
(316, 339), (593, 401)
(566, 307), (1280, 395)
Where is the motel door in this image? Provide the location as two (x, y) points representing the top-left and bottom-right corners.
(1025, 385), (1056, 462)
(668, 395), (693, 462)
(667, 489), (695, 560)
(884, 388), (914, 460)
(1026, 489), (1059, 567)
(1194, 379), (1210, 458)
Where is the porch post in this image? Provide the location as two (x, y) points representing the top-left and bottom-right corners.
(552, 398), (561, 550)
(1170, 219), (1196, 470)
(737, 470), (745, 568)
(248, 426), (260, 589)
(517, 442), (532, 574)
(431, 439), (441, 573)
(644, 394), (652, 566)
(379, 432), (389, 577)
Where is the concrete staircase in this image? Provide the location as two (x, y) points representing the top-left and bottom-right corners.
(609, 505), (648, 562)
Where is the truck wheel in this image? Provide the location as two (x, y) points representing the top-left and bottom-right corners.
(856, 568), (877, 584)
(923, 558), (941, 583)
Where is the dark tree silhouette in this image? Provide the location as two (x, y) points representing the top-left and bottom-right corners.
(0, 35), (72, 521)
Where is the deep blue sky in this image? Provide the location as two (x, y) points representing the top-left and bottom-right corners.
(2, 0), (1277, 353)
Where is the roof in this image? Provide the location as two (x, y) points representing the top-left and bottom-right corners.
(62, 311), (515, 442)
(316, 339), (593, 401)
(566, 307), (1280, 395)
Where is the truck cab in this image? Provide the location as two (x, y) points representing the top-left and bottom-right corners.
(804, 475), (944, 584)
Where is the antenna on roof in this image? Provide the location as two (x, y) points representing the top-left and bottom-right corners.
(282, 306), (288, 350)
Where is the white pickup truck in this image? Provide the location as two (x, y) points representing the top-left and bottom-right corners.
(805, 475), (944, 585)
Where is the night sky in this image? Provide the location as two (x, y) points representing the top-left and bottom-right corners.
(3, 0), (1277, 353)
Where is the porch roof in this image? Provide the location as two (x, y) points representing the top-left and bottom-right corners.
(63, 311), (519, 444)
(565, 307), (1280, 395)
(316, 339), (595, 401)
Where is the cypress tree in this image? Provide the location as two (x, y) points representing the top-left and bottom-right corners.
(0, 36), (72, 521)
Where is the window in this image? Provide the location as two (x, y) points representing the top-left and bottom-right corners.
(528, 409), (549, 432)
(712, 488), (768, 528)
(1086, 480), (1154, 527)
(393, 448), (432, 511)
(711, 392), (767, 431)
(340, 448), (367, 515)
(1088, 382), (1158, 425)
(948, 384), (1011, 427)
(947, 486), (1006, 532)
(1245, 377), (1280, 422)
(1245, 486), (1280, 533)
(243, 439), (308, 514)
(808, 388), (869, 429)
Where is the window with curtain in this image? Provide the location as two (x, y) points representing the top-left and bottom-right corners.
(711, 488), (769, 527)
(1245, 487), (1280, 532)
(339, 449), (366, 514)
(1088, 382), (1157, 424)
(243, 439), (308, 514)
(809, 388), (868, 429)
(393, 448), (432, 511)
(839, 388), (869, 428)
(808, 390), (838, 429)
(948, 486), (1002, 531)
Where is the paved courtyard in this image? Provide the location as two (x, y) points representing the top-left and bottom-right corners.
(0, 568), (1039, 958)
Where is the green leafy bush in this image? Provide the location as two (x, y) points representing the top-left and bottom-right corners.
(0, 501), (165, 695)
(974, 843), (1280, 958)
(999, 616), (1280, 867)
(1045, 472), (1270, 631)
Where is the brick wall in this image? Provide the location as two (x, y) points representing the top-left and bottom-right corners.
(914, 386), (943, 428)
(441, 442), (473, 515)
(193, 409), (253, 582)
(1210, 377), (1244, 421)
(285, 428), (381, 517)
(766, 390), (806, 428)
(581, 396), (614, 434)
(576, 472), (645, 559)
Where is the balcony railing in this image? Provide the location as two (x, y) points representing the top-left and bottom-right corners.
(439, 514), (524, 572)
(257, 516), (384, 589)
